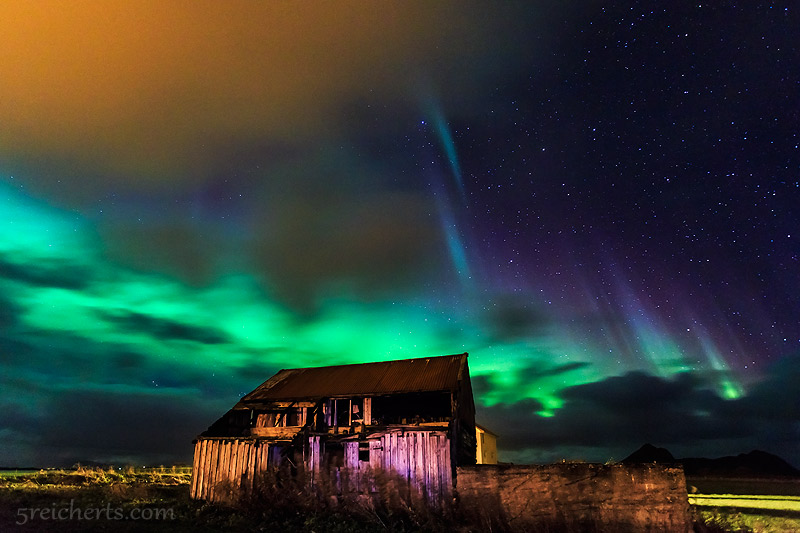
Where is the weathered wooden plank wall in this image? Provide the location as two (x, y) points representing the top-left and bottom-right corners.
(191, 438), (271, 501)
(340, 431), (451, 502)
(193, 432), (452, 504)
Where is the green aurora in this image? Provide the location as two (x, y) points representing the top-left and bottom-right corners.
(0, 181), (760, 466)
(1, 2), (797, 469)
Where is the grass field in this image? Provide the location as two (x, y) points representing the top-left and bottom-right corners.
(0, 466), (446, 532)
(2, 468), (800, 531)
(687, 478), (800, 533)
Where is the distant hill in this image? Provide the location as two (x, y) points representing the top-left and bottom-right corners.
(623, 444), (800, 478)
(681, 450), (800, 478)
(622, 443), (676, 464)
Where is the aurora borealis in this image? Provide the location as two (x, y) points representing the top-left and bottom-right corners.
(1, 2), (798, 468)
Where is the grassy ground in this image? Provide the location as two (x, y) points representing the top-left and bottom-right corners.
(0, 467), (202, 532)
(0, 467), (450, 532)
(688, 478), (800, 533)
(4, 468), (799, 532)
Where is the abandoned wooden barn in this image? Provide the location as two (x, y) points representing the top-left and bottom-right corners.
(191, 353), (477, 502)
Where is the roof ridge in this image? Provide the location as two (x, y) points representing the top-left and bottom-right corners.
(275, 352), (468, 373)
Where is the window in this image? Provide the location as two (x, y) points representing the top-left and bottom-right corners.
(285, 409), (301, 427)
(358, 442), (370, 462)
(335, 399), (350, 427)
(256, 412), (277, 427)
(255, 408), (303, 427)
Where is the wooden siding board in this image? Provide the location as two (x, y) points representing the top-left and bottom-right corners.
(345, 441), (359, 492)
(204, 440), (213, 501)
(230, 440), (237, 492)
(190, 440), (200, 498)
(397, 433), (407, 482)
(430, 434), (439, 501)
(208, 440), (218, 501)
(244, 442), (252, 494)
(216, 440), (225, 501)
(388, 433), (396, 473)
(258, 441), (266, 474)
(191, 442), (197, 499)
(221, 441), (230, 499)
(416, 433), (424, 492)
(251, 440), (257, 482)
(196, 440), (203, 500)
(242, 442), (249, 493)
(221, 441), (229, 493)
(222, 440), (230, 499)
(200, 439), (209, 500)
(363, 397), (371, 425)
(369, 440), (381, 471)
(235, 441), (243, 488)
(232, 440), (240, 492)
(217, 440), (224, 496)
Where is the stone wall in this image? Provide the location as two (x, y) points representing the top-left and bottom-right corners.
(456, 463), (691, 532)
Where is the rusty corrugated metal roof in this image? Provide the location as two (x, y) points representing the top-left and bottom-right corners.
(241, 353), (468, 402)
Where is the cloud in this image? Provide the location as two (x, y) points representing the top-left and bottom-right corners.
(0, 4), (548, 308)
(101, 310), (230, 345)
(0, 290), (21, 330)
(484, 296), (550, 341)
(0, 255), (91, 290)
(475, 398), (547, 452)
(98, 222), (220, 287)
(736, 356), (800, 423)
(516, 361), (592, 382)
(0, 1), (538, 196)
(252, 190), (444, 310)
(477, 362), (800, 467)
(33, 386), (222, 466)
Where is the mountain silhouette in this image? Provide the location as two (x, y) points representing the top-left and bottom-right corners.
(622, 444), (800, 478)
(622, 443), (676, 464)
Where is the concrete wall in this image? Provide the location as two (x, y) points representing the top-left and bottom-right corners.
(457, 463), (691, 532)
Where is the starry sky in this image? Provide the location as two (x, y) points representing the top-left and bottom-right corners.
(1, 2), (798, 468)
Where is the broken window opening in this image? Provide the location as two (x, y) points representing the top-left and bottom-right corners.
(370, 391), (451, 425)
(358, 442), (370, 462)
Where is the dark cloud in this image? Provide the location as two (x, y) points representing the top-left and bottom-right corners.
(484, 296), (550, 341)
(551, 372), (742, 446)
(471, 374), (492, 400)
(0, 3), (553, 311)
(736, 356), (800, 422)
(76, 142), (447, 308)
(111, 351), (148, 372)
(101, 310), (230, 345)
(516, 361), (592, 382)
(0, 329), (148, 388)
(475, 398), (546, 452)
(477, 364), (800, 467)
(0, 2), (548, 309)
(233, 360), (281, 383)
(98, 222), (218, 286)
(252, 191), (445, 311)
(0, 256), (90, 290)
(0, 361), (248, 466)
(0, 290), (21, 330)
(34, 387), (221, 466)
(0, 2), (542, 197)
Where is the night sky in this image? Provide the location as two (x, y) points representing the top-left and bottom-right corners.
(1, 2), (798, 468)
